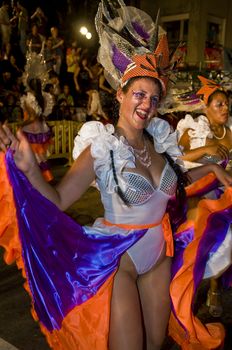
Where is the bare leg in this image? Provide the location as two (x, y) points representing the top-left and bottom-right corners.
(206, 278), (223, 317)
(109, 253), (143, 350)
(137, 255), (171, 350)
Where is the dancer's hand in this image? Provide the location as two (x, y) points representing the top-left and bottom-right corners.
(0, 123), (37, 174)
(213, 164), (232, 187)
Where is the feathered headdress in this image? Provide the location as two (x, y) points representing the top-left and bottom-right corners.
(21, 42), (54, 118)
(157, 90), (205, 115)
(95, 0), (171, 95)
(158, 74), (230, 115)
(196, 75), (226, 105)
(22, 41), (49, 90)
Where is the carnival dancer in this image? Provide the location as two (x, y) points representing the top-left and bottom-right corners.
(176, 76), (232, 318)
(19, 43), (54, 181)
(177, 76), (232, 166)
(0, 2), (232, 350)
(20, 77), (54, 181)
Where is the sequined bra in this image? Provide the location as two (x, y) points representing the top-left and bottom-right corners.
(122, 163), (177, 206)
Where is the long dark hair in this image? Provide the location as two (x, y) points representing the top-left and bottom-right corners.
(21, 78), (45, 126)
(28, 77), (45, 112)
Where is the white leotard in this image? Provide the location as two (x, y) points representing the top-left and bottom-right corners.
(73, 119), (181, 274)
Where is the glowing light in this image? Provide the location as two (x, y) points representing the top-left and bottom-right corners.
(86, 32), (92, 40)
(80, 26), (88, 35)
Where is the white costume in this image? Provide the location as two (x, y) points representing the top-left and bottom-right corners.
(73, 118), (180, 274)
(177, 114), (214, 149)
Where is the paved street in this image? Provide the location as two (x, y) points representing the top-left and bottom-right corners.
(0, 160), (231, 350)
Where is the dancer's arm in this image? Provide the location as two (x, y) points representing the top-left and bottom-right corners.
(0, 124), (95, 211)
(179, 129), (229, 161)
(188, 163), (232, 187)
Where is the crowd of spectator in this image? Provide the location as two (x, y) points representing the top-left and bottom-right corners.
(0, 0), (114, 125)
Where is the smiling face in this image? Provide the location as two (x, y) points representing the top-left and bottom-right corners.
(116, 77), (161, 131)
(206, 91), (229, 126)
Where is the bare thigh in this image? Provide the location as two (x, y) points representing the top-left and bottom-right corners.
(109, 253), (143, 350)
(137, 250), (171, 350)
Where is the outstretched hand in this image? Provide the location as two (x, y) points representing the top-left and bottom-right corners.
(0, 123), (37, 174)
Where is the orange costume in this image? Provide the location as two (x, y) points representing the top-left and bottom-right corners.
(23, 128), (53, 182)
(1, 151), (232, 350)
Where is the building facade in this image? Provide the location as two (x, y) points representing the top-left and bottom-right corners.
(139, 0), (232, 70)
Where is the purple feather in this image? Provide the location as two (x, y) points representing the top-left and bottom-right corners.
(112, 45), (131, 73)
(132, 21), (150, 40)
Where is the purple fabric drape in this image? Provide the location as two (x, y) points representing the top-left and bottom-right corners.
(6, 151), (147, 331)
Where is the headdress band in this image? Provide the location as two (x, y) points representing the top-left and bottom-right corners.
(121, 34), (169, 94)
(196, 75), (225, 105)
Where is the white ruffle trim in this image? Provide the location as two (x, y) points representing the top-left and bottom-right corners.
(146, 117), (182, 160)
(177, 114), (213, 150)
(20, 91), (54, 117)
(72, 121), (135, 193)
(72, 119), (183, 192)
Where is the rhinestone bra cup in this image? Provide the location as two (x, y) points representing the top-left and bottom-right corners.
(122, 164), (177, 206)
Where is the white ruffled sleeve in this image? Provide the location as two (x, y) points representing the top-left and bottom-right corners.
(20, 91), (54, 117)
(43, 92), (54, 117)
(177, 114), (213, 149)
(20, 92), (42, 116)
(72, 121), (135, 193)
(72, 121), (114, 160)
(146, 117), (182, 160)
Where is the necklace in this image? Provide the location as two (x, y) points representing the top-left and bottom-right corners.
(133, 140), (152, 168)
(212, 125), (226, 140)
(114, 130), (152, 168)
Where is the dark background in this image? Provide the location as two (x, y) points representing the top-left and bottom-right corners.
(13, 0), (102, 50)
(19, 0), (140, 48)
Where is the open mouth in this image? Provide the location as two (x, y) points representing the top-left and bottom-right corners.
(136, 110), (148, 120)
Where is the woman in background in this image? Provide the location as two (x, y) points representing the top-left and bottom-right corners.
(177, 76), (232, 317)
(20, 77), (54, 181)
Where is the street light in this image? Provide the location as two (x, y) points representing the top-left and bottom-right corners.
(80, 26), (88, 35)
(86, 32), (92, 40)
